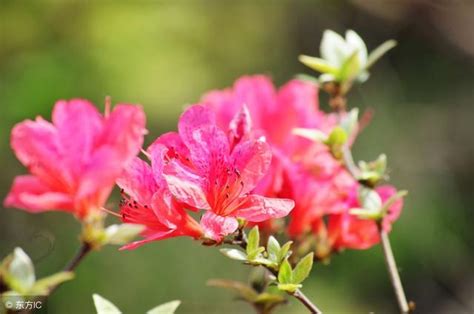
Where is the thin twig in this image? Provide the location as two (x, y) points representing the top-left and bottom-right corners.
(330, 92), (411, 313)
(293, 289), (322, 314)
(49, 241), (92, 294)
(378, 225), (410, 314)
(226, 234), (322, 314)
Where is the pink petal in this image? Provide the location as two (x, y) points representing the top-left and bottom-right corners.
(178, 105), (215, 148)
(52, 99), (103, 178)
(119, 229), (175, 250)
(149, 132), (189, 160)
(101, 104), (146, 164)
(277, 79), (319, 128)
(234, 195), (294, 222)
(3, 175), (73, 213)
(200, 211), (238, 242)
(116, 157), (157, 205)
(185, 125), (230, 173)
(232, 76), (277, 129)
(162, 160), (209, 210)
(76, 147), (124, 215)
(11, 118), (71, 190)
(229, 105), (252, 143)
(231, 139), (272, 194)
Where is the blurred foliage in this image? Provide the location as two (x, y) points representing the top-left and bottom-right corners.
(1, 1), (474, 313)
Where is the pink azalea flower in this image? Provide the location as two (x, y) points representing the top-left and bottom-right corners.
(3, 99), (146, 219)
(325, 185), (404, 250)
(158, 105), (295, 242)
(117, 143), (203, 250)
(199, 75), (350, 234)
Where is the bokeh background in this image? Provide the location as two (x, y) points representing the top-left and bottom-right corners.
(1, 1), (473, 313)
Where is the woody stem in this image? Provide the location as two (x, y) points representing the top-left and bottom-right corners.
(330, 92), (411, 313)
(49, 241), (92, 294)
(378, 223), (410, 314)
(225, 235), (322, 314)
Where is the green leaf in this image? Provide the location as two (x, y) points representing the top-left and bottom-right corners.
(299, 55), (338, 74)
(246, 226), (260, 256)
(278, 259), (293, 284)
(292, 253), (314, 284)
(277, 283), (301, 293)
(326, 126), (348, 146)
(104, 223), (145, 245)
(267, 236), (281, 262)
(247, 247), (265, 261)
(207, 279), (258, 302)
(147, 300), (181, 314)
(293, 128), (328, 142)
(254, 292), (286, 305)
(220, 248), (247, 261)
(337, 50), (361, 82)
(358, 187), (383, 212)
(366, 39), (397, 70)
(380, 190), (408, 216)
(92, 294), (122, 314)
(31, 271), (74, 295)
(7, 248), (35, 292)
(278, 241), (293, 263)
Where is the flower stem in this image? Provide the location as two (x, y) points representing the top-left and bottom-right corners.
(292, 289), (322, 314)
(225, 235), (322, 314)
(378, 224), (410, 314)
(64, 241), (92, 272)
(49, 241), (92, 294)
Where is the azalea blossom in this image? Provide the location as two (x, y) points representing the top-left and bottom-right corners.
(157, 105), (295, 242)
(4, 99), (146, 219)
(117, 143), (203, 250)
(313, 185), (404, 254)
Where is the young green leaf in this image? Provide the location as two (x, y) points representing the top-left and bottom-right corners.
(298, 55), (338, 74)
(31, 271), (74, 295)
(292, 253), (314, 284)
(7, 248), (35, 292)
(267, 236), (280, 262)
(147, 300), (181, 314)
(247, 226), (260, 256)
(278, 259), (293, 284)
(365, 40), (397, 70)
(337, 50), (361, 82)
(220, 248), (247, 261)
(278, 241), (293, 263)
(92, 294), (122, 314)
(277, 283), (301, 293)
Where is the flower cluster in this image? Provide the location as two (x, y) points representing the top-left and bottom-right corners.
(3, 77), (404, 256)
(198, 75), (404, 258)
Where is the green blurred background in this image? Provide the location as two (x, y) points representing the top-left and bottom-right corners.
(1, 1), (473, 313)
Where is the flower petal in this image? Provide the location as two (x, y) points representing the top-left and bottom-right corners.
(119, 229), (175, 250)
(234, 195), (294, 222)
(231, 139), (272, 194)
(3, 175), (73, 213)
(200, 211), (238, 242)
(162, 160), (209, 210)
(178, 105), (215, 148)
(11, 118), (70, 190)
(52, 99), (103, 178)
(116, 157), (157, 205)
(102, 104), (146, 164)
